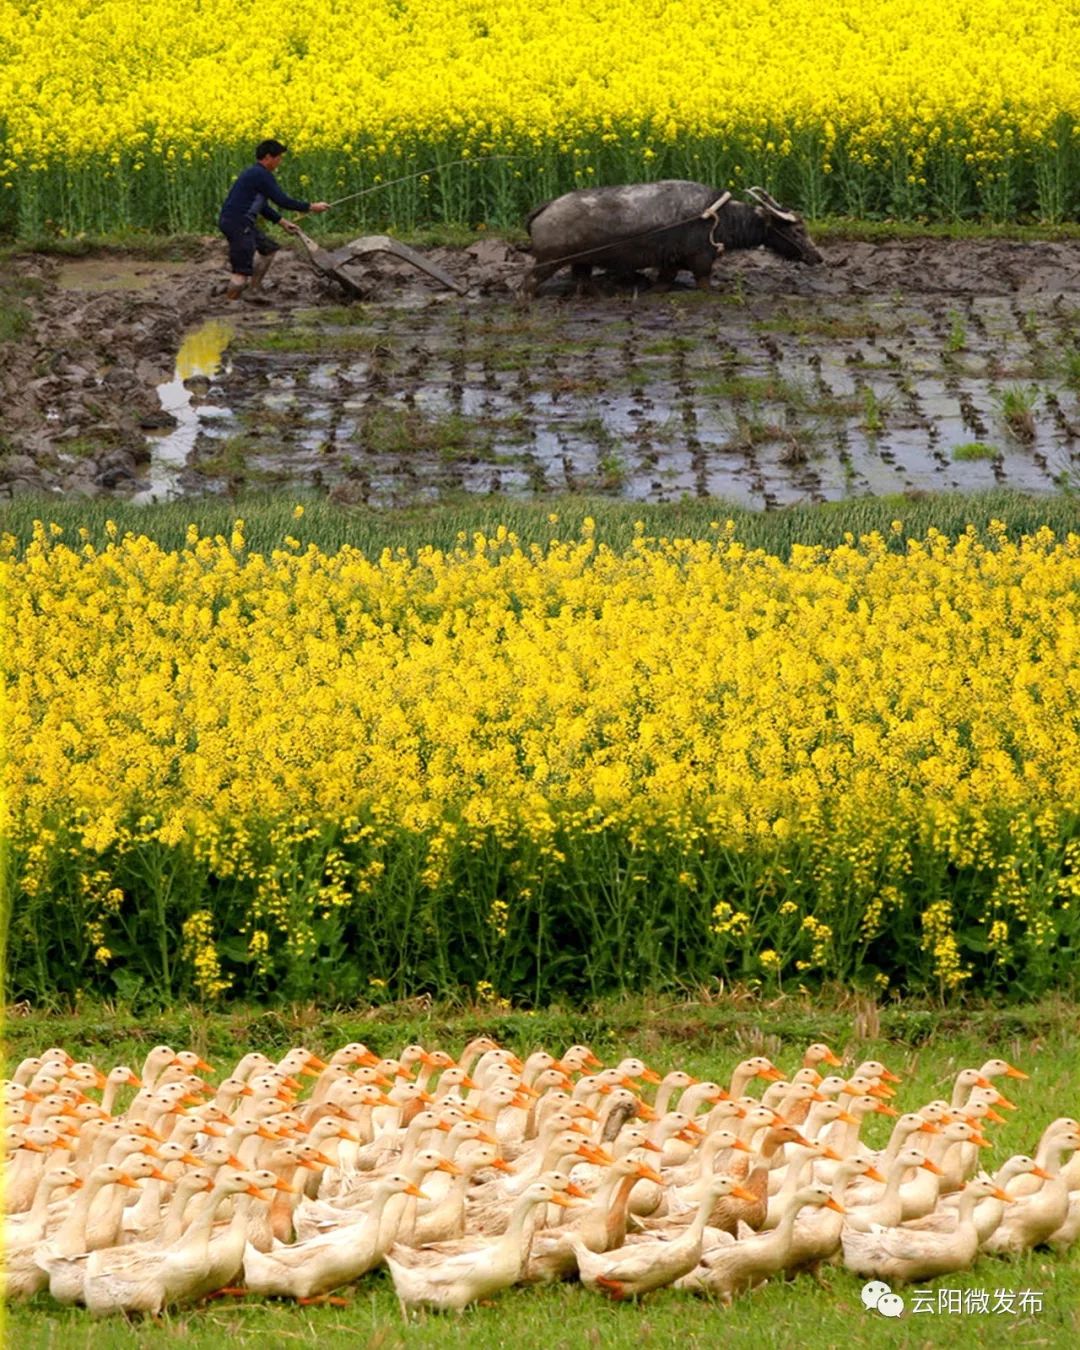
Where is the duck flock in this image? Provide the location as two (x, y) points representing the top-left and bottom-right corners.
(3, 1038), (1078, 1317)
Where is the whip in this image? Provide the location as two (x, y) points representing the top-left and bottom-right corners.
(323, 155), (519, 209)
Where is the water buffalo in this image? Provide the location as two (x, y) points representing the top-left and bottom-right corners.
(524, 181), (822, 294)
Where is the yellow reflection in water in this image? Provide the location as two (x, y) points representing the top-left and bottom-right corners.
(175, 320), (234, 381)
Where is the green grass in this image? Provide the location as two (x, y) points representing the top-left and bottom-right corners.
(3, 995), (1079, 1347)
(4, 489), (1079, 563)
(952, 443), (1000, 462)
(0, 271), (43, 343)
(6, 217), (1080, 262)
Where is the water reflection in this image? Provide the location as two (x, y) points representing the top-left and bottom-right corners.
(133, 321), (234, 503)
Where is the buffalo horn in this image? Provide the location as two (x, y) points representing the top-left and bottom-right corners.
(746, 186), (798, 222)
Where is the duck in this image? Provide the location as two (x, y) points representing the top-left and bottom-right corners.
(571, 1174), (757, 1301)
(977, 1057), (1028, 1083)
(801, 1043), (845, 1073)
(411, 1144), (512, 1245)
(242, 1172), (424, 1301)
(139, 1046), (183, 1090)
(783, 1155), (884, 1278)
(726, 1057), (787, 1099)
(842, 1148), (945, 1230)
(692, 1121), (814, 1236)
(522, 1158), (665, 1284)
(559, 1044), (604, 1075)
(385, 1178), (576, 1313)
(466, 1133), (611, 1232)
(82, 1170), (269, 1316)
(842, 1176), (1011, 1282)
(1, 1167), (83, 1298)
(181, 1167), (291, 1300)
(99, 1065), (143, 1117)
(651, 1069), (700, 1118)
(455, 1037), (503, 1078)
(675, 1183), (844, 1303)
(980, 1128), (1080, 1255)
(33, 1163), (148, 1303)
(902, 1154), (1045, 1247)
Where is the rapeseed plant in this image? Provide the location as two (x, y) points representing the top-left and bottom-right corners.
(1, 2), (1077, 232)
(4, 519), (1080, 1003)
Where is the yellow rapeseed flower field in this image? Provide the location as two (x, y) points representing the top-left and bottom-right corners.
(4, 519), (1080, 1002)
(1, 2), (1078, 231)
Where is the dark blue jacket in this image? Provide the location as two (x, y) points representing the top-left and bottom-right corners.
(219, 163), (310, 228)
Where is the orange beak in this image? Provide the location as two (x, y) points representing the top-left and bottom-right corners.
(731, 1184), (758, 1202)
(1005, 1065), (1029, 1080)
(824, 1197), (846, 1213)
(581, 1144), (615, 1165)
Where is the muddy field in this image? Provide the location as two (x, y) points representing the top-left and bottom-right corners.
(3, 236), (1080, 507)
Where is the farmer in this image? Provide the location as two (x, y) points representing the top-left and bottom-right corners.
(219, 139), (329, 302)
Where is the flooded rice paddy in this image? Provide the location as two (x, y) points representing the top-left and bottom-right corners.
(148, 274), (1080, 510)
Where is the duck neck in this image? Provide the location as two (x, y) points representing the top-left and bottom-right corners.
(53, 1174), (109, 1255)
(776, 1150), (815, 1197)
(696, 1132), (731, 1179)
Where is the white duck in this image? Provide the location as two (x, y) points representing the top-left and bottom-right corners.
(1, 1167), (83, 1298)
(980, 1128), (1080, 1255)
(675, 1184), (844, 1304)
(83, 1170), (269, 1316)
(385, 1178), (576, 1312)
(571, 1175), (757, 1301)
(524, 1158), (666, 1284)
(242, 1171), (420, 1301)
(842, 1175), (1011, 1282)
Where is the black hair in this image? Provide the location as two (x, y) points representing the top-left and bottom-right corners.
(255, 139), (288, 160)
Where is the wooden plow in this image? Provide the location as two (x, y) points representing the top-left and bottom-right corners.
(294, 227), (468, 297)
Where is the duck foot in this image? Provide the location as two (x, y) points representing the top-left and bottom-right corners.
(595, 1275), (627, 1300)
(298, 1294), (350, 1306)
(204, 1287), (248, 1299)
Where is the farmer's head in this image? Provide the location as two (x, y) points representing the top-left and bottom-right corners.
(255, 138), (288, 169)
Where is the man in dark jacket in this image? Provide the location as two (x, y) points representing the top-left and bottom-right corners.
(219, 139), (329, 302)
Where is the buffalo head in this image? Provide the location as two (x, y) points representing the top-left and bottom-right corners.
(747, 187), (823, 264)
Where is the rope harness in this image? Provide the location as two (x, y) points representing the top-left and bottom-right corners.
(534, 192), (734, 272)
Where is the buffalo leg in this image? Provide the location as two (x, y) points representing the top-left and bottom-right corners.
(524, 260), (561, 297)
(570, 262), (594, 295)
